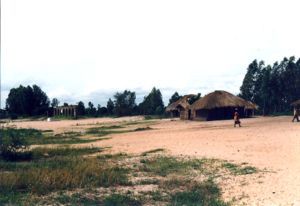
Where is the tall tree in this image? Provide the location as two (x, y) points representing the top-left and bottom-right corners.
(97, 104), (108, 116)
(240, 56), (300, 115)
(6, 85), (49, 116)
(51, 98), (59, 108)
(106, 98), (114, 115)
(168, 92), (182, 105)
(139, 87), (164, 115)
(77, 101), (85, 116)
(113, 90), (136, 116)
(86, 101), (97, 116)
(240, 60), (262, 102)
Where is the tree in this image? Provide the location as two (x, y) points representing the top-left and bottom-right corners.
(97, 104), (108, 116)
(239, 60), (261, 102)
(0, 128), (30, 161)
(188, 93), (201, 105)
(6, 85), (49, 117)
(107, 98), (114, 115)
(240, 56), (300, 115)
(138, 87), (164, 115)
(51, 98), (59, 108)
(86, 101), (97, 116)
(77, 101), (85, 116)
(113, 90), (136, 116)
(168, 92), (182, 105)
(63, 103), (69, 107)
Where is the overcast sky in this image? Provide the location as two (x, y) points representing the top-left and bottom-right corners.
(1, 0), (300, 108)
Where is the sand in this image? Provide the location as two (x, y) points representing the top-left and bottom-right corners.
(5, 116), (300, 205)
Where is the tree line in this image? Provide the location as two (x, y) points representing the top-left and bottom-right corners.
(4, 86), (185, 118)
(239, 56), (300, 115)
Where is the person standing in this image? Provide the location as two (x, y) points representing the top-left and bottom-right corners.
(234, 108), (241, 127)
(292, 108), (299, 122)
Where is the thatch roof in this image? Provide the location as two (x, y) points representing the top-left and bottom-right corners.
(190, 90), (257, 110)
(245, 101), (259, 110)
(291, 100), (300, 106)
(166, 94), (195, 112)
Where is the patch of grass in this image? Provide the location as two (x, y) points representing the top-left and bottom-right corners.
(141, 148), (165, 156)
(86, 127), (130, 137)
(149, 190), (166, 202)
(0, 156), (131, 197)
(134, 127), (152, 132)
(41, 129), (54, 133)
(31, 131), (109, 145)
(104, 194), (142, 206)
(140, 156), (204, 177)
(138, 178), (160, 185)
(0, 128), (107, 146)
(222, 162), (257, 175)
(97, 153), (128, 161)
(55, 192), (102, 205)
(144, 115), (167, 120)
(31, 146), (103, 159)
(160, 178), (192, 190)
(99, 125), (124, 129)
(1, 128), (42, 140)
(170, 180), (228, 206)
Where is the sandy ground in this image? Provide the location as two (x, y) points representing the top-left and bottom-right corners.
(4, 116), (300, 205)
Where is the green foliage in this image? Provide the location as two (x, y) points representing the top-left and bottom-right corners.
(139, 87), (165, 115)
(104, 194), (142, 206)
(1, 128), (109, 145)
(77, 101), (86, 116)
(107, 98), (115, 115)
(240, 57), (300, 115)
(113, 90), (137, 116)
(222, 162), (257, 175)
(169, 92), (182, 105)
(134, 127), (152, 132)
(141, 148), (165, 156)
(0, 128), (31, 161)
(140, 156), (204, 176)
(170, 180), (228, 206)
(31, 147), (102, 159)
(50, 98), (59, 108)
(86, 101), (97, 117)
(0, 157), (130, 195)
(6, 84), (50, 117)
(97, 104), (108, 116)
(55, 193), (102, 205)
(188, 93), (201, 105)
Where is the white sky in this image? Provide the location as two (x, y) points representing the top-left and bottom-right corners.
(1, 0), (300, 107)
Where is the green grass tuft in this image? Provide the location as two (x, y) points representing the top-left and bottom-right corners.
(141, 148), (165, 156)
(104, 194), (142, 206)
(140, 156), (204, 176)
(170, 180), (228, 206)
(222, 162), (257, 175)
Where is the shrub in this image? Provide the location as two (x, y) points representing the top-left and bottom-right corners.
(170, 180), (228, 206)
(0, 128), (31, 161)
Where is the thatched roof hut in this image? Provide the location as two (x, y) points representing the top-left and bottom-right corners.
(166, 94), (195, 120)
(191, 90), (257, 121)
(291, 100), (300, 107)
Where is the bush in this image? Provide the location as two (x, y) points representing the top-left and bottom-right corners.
(0, 128), (31, 161)
(170, 180), (228, 206)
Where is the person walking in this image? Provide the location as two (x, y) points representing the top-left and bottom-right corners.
(292, 108), (299, 122)
(234, 108), (241, 127)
